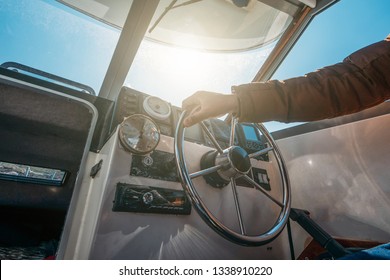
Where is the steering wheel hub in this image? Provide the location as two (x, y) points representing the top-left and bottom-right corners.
(216, 146), (251, 181)
(200, 146), (251, 188)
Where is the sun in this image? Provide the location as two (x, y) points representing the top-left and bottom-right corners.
(145, 43), (225, 106)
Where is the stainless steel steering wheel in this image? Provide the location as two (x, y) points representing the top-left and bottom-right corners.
(174, 111), (291, 246)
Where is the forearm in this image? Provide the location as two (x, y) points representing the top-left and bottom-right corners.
(233, 37), (390, 123)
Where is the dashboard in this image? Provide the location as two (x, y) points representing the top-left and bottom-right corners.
(111, 87), (273, 212)
(57, 86), (287, 259)
(113, 86), (269, 157)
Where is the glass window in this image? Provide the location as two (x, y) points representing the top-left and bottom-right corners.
(0, 0), (120, 94)
(266, 0), (390, 132)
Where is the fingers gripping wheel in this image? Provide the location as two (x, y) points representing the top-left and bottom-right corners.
(174, 111), (291, 246)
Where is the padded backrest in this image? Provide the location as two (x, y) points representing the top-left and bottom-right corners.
(0, 78), (95, 210)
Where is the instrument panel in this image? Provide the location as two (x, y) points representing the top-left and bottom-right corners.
(114, 86), (268, 159)
(143, 96), (172, 121)
(114, 87), (175, 137)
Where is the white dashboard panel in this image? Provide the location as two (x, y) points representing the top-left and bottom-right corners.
(63, 129), (291, 259)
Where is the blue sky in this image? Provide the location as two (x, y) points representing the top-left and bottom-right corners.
(0, 0), (119, 94)
(273, 0), (390, 80)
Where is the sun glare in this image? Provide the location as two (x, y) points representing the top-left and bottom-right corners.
(155, 46), (227, 104)
(127, 39), (273, 108)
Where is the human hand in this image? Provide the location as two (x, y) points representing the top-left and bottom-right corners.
(182, 91), (239, 127)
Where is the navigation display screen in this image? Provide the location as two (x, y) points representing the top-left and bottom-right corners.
(242, 125), (258, 141)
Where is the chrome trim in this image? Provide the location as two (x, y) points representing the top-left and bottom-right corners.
(215, 146), (251, 182)
(175, 111), (291, 246)
(249, 146), (274, 158)
(200, 121), (224, 154)
(231, 178), (246, 235)
(243, 175), (284, 208)
(190, 164), (223, 179)
(230, 117), (237, 146)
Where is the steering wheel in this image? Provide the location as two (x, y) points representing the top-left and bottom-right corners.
(174, 111), (291, 246)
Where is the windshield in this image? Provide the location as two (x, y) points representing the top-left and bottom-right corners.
(0, 0), (283, 105)
(0, 0), (120, 93)
(126, 40), (276, 107)
(3, 0), (388, 133)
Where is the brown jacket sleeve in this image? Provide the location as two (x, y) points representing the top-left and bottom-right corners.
(233, 35), (390, 123)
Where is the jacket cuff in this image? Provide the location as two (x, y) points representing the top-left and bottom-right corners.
(232, 83), (286, 123)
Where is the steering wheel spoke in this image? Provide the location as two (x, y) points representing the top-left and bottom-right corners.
(230, 178), (246, 235)
(242, 175), (284, 208)
(200, 121), (224, 154)
(249, 146), (274, 158)
(229, 117), (237, 146)
(190, 165), (222, 179)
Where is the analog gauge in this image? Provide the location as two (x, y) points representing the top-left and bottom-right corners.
(143, 96), (171, 121)
(118, 114), (160, 155)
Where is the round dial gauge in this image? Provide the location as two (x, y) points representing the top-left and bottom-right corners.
(143, 96), (171, 120)
(118, 114), (160, 155)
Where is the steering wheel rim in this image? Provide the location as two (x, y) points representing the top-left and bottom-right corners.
(174, 111), (291, 246)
